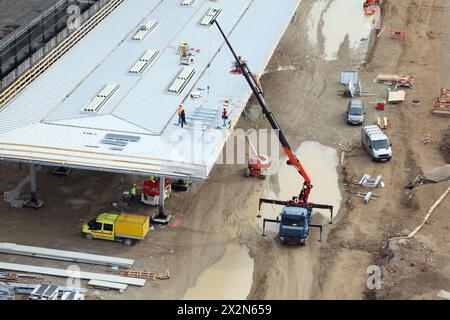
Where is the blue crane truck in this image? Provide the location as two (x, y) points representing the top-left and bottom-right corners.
(260, 198), (333, 245)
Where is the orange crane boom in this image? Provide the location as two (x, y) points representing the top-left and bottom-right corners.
(213, 19), (313, 204)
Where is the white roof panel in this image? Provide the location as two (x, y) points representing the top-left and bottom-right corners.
(0, 0), (299, 179)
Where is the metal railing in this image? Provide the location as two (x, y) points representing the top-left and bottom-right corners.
(0, 0), (107, 92)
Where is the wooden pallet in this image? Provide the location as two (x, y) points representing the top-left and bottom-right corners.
(432, 108), (450, 117)
(375, 74), (415, 86)
(375, 74), (400, 82)
(0, 0), (125, 109)
(0, 272), (43, 284)
(119, 270), (170, 280)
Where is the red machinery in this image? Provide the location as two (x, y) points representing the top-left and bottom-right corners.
(363, 0), (379, 15)
(143, 178), (171, 196)
(397, 75), (414, 88)
(141, 178), (171, 206)
(245, 154), (270, 179)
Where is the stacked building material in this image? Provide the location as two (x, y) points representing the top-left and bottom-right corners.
(375, 74), (415, 87)
(359, 174), (384, 188)
(432, 88), (450, 117)
(0, 242), (135, 268)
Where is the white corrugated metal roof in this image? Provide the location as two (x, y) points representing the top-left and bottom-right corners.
(0, 0), (299, 179)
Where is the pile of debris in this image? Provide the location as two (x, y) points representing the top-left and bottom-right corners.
(440, 130), (450, 163)
(440, 135), (450, 163)
(0, 283), (15, 300)
(339, 140), (356, 153)
(0, 272), (42, 284)
(405, 165), (450, 190)
(371, 74), (415, 105)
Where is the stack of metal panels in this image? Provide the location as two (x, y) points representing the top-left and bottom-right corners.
(0, 242), (135, 268)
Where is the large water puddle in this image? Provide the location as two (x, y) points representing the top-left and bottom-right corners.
(307, 0), (375, 61)
(182, 143), (341, 299)
(182, 243), (254, 300)
(258, 141), (342, 234)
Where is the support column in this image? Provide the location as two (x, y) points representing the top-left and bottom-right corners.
(23, 163), (44, 209)
(159, 177), (165, 216)
(30, 164), (37, 203)
(151, 176), (171, 224)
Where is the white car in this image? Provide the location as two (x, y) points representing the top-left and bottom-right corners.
(361, 125), (392, 162)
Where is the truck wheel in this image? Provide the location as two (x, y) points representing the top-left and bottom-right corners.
(123, 239), (135, 246)
(84, 233), (94, 241)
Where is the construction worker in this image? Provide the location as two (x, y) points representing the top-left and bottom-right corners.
(180, 109), (187, 128)
(222, 107), (229, 127)
(177, 104), (184, 125)
(130, 184), (137, 200)
(233, 56), (244, 72)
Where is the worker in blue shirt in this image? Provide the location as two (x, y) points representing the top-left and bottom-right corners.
(222, 107), (229, 126)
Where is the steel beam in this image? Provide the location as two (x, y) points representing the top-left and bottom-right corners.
(152, 176), (171, 224)
(0, 242), (134, 268)
(0, 262), (146, 286)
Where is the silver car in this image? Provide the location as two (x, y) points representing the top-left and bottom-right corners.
(346, 99), (365, 125)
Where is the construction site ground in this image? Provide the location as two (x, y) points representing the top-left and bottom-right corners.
(0, 0), (449, 300)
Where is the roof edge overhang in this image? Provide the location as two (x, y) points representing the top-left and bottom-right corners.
(0, 156), (206, 181)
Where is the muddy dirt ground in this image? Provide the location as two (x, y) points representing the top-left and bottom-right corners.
(0, 0), (449, 300)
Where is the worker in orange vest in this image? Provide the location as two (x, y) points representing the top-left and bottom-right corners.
(177, 104), (184, 126)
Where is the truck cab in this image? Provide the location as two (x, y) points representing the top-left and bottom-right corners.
(361, 125), (392, 162)
(83, 213), (117, 241)
(279, 206), (312, 245)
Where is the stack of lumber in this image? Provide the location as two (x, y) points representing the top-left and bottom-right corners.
(377, 117), (388, 129)
(375, 74), (401, 82)
(374, 74), (415, 87)
(120, 270), (170, 281)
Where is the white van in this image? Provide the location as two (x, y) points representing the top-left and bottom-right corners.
(361, 125), (392, 162)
